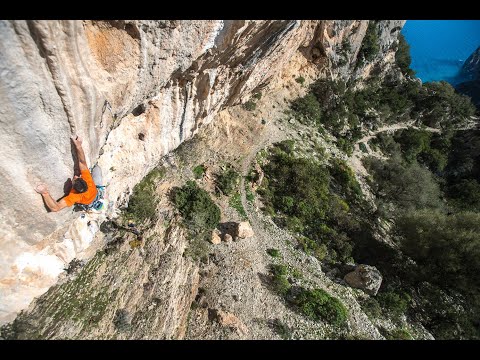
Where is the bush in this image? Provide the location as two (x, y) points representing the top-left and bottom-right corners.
(364, 155), (443, 217)
(414, 81), (476, 129)
(396, 210), (480, 291)
(124, 167), (165, 224)
(359, 142), (368, 153)
(291, 288), (348, 326)
(270, 318), (292, 339)
(216, 166), (240, 195)
(357, 21), (379, 63)
(173, 180), (221, 239)
(243, 100), (256, 111)
(192, 164), (205, 179)
(329, 158), (363, 202)
(295, 76), (305, 85)
(361, 297), (382, 320)
(266, 248), (281, 258)
(395, 34), (415, 77)
(448, 179), (480, 212)
(377, 291), (411, 320)
(383, 328), (413, 340)
(291, 93), (322, 125)
(260, 142), (361, 263)
(252, 92), (262, 101)
(270, 264), (291, 296)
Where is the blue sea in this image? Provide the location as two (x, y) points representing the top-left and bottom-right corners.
(401, 20), (480, 85)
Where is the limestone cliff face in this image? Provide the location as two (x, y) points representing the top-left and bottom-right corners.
(0, 20), (404, 325)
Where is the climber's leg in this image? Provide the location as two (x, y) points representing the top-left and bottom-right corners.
(91, 165), (104, 187)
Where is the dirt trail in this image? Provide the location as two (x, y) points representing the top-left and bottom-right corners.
(349, 122), (441, 183)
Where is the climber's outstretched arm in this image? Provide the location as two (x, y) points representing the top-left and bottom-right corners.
(35, 184), (68, 212)
(71, 135), (88, 171)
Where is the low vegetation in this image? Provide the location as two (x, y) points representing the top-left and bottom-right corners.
(295, 76), (305, 85)
(192, 164), (205, 179)
(362, 125), (480, 338)
(291, 288), (348, 326)
(216, 165), (240, 196)
(395, 34), (414, 77)
(123, 167), (165, 225)
(357, 21), (379, 65)
(258, 141), (365, 263)
(269, 263), (348, 327)
(243, 92), (262, 111)
(229, 192), (247, 220)
(266, 248), (281, 258)
(173, 180), (221, 242)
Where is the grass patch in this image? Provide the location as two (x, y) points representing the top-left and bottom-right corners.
(246, 185), (255, 203)
(192, 164), (205, 179)
(229, 192), (247, 220)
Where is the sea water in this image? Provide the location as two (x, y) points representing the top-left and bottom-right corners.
(401, 20), (480, 85)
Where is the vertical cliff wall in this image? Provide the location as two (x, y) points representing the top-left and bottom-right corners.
(0, 20), (404, 325)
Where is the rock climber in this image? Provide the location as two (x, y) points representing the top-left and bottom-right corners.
(35, 135), (103, 212)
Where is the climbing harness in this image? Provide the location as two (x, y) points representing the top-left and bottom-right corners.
(75, 185), (106, 213)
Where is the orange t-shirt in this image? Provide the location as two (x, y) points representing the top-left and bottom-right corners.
(63, 169), (98, 207)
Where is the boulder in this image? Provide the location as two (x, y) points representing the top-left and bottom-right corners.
(235, 221), (254, 239)
(344, 264), (382, 296)
(223, 233), (233, 243)
(211, 231), (221, 245)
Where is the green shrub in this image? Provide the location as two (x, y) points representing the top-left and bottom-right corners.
(377, 291), (411, 320)
(291, 93), (322, 125)
(270, 264), (291, 296)
(359, 142), (368, 153)
(395, 34), (415, 77)
(357, 21), (379, 63)
(216, 166), (240, 195)
(266, 248), (281, 258)
(243, 100), (256, 111)
(396, 210), (480, 292)
(173, 180), (221, 239)
(252, 92), (262, 101)
(361, 297), (382, 320)
(260, 143), (360, 263)
(383, 328), (413, 340)
(245, 186), (255, 203)
(271, 264), (288, 277)
(365, 155), (443, 217)
(124, 167), (165, 224)
(270, 319), (292, 339)
(292, 288), (348, 326)
(295, 76), (306, 85)
(192, 164), (205, 179)
(329, 158), (363, 202)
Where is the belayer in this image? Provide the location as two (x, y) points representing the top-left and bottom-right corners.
(35, 135), (105, 212)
